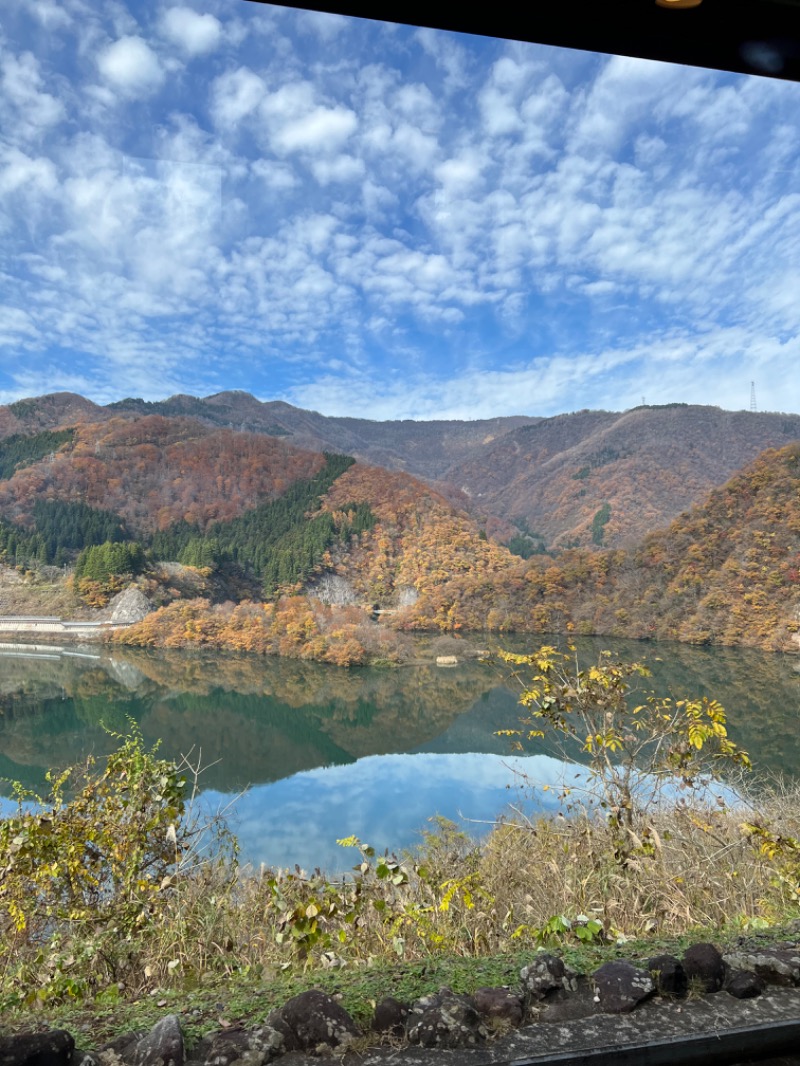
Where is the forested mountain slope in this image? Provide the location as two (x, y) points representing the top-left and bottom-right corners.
(0, 416), (326, 533)
(441, 405), (800, 549)
(0, 410), (501, 597)
(108, 392), (538, 481)
(318, 463), (522, 617)
(0, 393), (105, 437)
(2, 397), (800, 658)
(396, 444), (800, 653)
(115, 460), (515, 664)
(3, 393), (799, 553)
(0, 392), (535, 484)
(617, 442), (800, 650)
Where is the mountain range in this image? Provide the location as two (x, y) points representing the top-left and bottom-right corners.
(4, 391), (800, 549)
(1, 391), (799, 659)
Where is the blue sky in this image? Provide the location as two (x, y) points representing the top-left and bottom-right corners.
(2, 0), (799, 420)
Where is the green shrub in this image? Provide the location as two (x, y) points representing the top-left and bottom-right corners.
(0, 728), (191, 1005)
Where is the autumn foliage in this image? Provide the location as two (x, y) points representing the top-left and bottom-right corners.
(3, 406), (800, 661)
(320, 447), (800, 653)
(0, 416), (325, 533)
(116, 596), (405, 667)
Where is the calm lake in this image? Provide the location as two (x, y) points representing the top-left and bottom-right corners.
(1, 636), (799, 871)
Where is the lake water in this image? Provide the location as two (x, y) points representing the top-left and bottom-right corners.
(1, 636), (798, 871)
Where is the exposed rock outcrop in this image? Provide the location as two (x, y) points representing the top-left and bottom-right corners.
(108, 587), (152, 625)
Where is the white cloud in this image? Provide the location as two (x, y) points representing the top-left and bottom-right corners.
(210, 66), (264, 128)
(284, 316), (800, 421)
(2, 1), (800, 419)
(0, 305), (40, 346)
(287, 346), (638, 420)
(26, 0), (73, 31)
(250, 158), (297, 191)
(160, 6), (221, 56)
(435, 151), (485, 196)
(97, 35), (164, 98)
(216, 751), (574, 870)
(311, 153), (364, 186)
(260, 84), (358, 157)
(479, 84), (524, 138)
(383, 122), (439, 174)
(667, 81), (752, 142)
(275, 105), (357, 154)
(394, 83), (439, 127)
(296, 9), (348, 41)
(415, 25), (470, 93)
(569, 53), (691, 157)
(0, 144), (58, 198)
(478, 56), (538, 137)
(0, 51), (65, 139)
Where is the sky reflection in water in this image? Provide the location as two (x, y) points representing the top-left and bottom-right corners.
(1, 638), (796, 872)
(206, 751), (583, 872)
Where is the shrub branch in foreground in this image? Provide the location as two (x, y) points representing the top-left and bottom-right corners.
(498, 644), (752, 864)
(2, 652), (800, 1012)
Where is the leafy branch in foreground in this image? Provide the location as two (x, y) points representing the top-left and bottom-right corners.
(0, 726), (235, 1006)
(498, 645), (752, 863)
(0, 728), (183, 940)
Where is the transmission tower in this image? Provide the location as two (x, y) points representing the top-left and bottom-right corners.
(750, 382), (757, 413)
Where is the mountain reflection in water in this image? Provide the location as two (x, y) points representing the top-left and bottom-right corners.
(0, 637), (798, 869)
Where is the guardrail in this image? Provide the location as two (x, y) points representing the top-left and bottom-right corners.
(0, 616), (131, 632)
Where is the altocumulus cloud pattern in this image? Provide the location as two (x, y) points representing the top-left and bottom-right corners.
(2, 0), (799, 418)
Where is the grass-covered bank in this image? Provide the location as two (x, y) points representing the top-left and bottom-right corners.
(4, 742), (800, 1031)
(3, 648), (800, 1042)
(8, 924), (800, 1051)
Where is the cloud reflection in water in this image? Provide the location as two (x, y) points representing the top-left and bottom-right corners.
(202, 750), (585, 873)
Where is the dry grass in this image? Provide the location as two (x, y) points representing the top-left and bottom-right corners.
(4, 755), (800, 1013)
(0, 563), (83, 616)
(68, 790), (800, 994)
(479, 801), (777, 935)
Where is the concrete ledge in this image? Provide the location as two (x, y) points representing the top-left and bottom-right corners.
(336, 988), (800, 1066)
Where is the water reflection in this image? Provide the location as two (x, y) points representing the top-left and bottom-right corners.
(0, 643), (513, 790)
(216, 752), (574, 873)
(1, 637), (799, 868)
